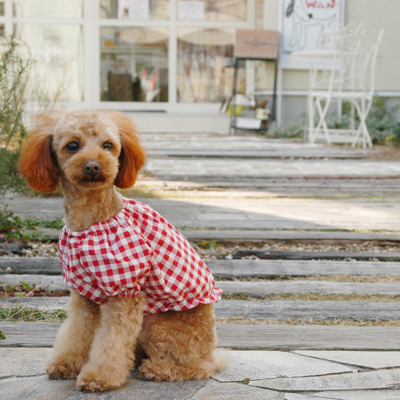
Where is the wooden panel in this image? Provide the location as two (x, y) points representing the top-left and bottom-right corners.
(217, 281), (400, 296)
(235, 29), (278, 59)
(4, 258), (400, 277)
(0, 257), (62, 275)
(2, 297), (400, 321)
(214, 300), (400, 321)
(208, 260), (400, 277)
(233, 251), (400, 261)
(3, 322), (400, 350)
(4, 276), (400, 296)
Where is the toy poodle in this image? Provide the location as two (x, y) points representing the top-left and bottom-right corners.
(19, 110), (226, 392)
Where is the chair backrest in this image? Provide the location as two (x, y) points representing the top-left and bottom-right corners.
(309, 24), (364, 91)
(349, 29), (384, 94)
(310, 26), (384, 95)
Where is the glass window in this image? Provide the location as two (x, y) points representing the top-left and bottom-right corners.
(14, 24), (84, 102)
(177, 0), (247, 22)
(13, 0), (83, 18)
(0, 25), (4, 37)
(100, 27), (169, 102)
(0, 2), (4, 16)
(100, 0), (169, 20)
(177, 28), (245, 103)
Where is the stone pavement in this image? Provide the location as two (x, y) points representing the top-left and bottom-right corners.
(3, 133), (400, 399)
(3, 348), (400, 399)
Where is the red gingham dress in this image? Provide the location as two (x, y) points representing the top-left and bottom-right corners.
(58, 198), (222, 315)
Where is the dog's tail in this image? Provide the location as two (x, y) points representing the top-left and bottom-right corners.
(212, 349), (229, 372)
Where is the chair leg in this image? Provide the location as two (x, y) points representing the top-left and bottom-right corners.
(315, 97), (331, 143)
(308, 94), (315, 142)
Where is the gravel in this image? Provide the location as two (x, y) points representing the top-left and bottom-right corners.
(1, 240), (399, 261)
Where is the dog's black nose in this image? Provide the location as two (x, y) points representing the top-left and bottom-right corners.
(84, 161), (101, 178)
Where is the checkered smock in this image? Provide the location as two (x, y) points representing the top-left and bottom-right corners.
(58, 198), (222, 315)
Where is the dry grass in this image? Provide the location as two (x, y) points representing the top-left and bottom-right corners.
(216, 317), (400, 326)
(222, 293), (400, 302)
(0, 305), (67, 323)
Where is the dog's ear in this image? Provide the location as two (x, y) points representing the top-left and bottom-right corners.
(108, 112), (146, 189)
(19, 113), (61, 193)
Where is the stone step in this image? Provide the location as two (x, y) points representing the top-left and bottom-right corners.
(232, 250), (400, 261)
(210, 260), (400, 278)
(4, 275), (400, 296)
(2, 297), (400, 321)
(183, 230), (400, 242)
(3, 322), (400, 350)
(2, 258), (400, 277)
(145, 158), (400, 179)
(21, 228), (400, 243)
(147, 149), (366, 159)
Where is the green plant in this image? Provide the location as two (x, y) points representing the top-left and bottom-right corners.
(0, 207), (63, 241)
(0, 36), (31, 198)
(266, 97), (400, 144)
(267, 120), (305, 139)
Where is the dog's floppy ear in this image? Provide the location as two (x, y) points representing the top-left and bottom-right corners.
(19, 113), (61, 193)
(108, 112), (146, 189)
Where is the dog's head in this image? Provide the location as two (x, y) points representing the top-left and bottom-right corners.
(19, 110), (146, 193)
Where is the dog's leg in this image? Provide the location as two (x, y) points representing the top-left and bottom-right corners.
(46, 291), (100, 379)
(139, 304), (227, 382)
(77, 295), (145, 392)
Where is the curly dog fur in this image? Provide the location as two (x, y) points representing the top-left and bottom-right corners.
(19, 110), (226, 392)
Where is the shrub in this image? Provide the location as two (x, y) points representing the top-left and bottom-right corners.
(0, 36), (30, 198)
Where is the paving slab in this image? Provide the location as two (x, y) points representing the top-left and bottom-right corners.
(189, 381), (284, 399)
(249, 368), (400, 391)
(293, 351), (400, 369)
(0, 348), (50, 378)
(300, 391), (400, 399)
(0, 371), (206, 400)
(212, 351), (354, 383)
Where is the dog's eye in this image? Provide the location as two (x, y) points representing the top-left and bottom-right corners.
(102, 142), (113, 150)
(66, 142), (80, 153)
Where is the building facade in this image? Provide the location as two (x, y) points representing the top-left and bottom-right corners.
(0, 0), (398, 132)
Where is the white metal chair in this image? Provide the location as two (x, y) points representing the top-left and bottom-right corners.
(306, 26), (384, 147)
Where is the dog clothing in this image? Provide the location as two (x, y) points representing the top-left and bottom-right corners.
(58, 197), (222, 315)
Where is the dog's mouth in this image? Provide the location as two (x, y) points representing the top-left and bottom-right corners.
(80, 175), (107, 184)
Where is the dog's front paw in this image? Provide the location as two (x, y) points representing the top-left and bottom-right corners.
(77, 365), (128, 392)
(139, 359), (169, 382)
(46, 360), (81, 380)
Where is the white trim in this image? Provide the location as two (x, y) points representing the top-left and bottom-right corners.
(4, 0), (12, 35)
(94, 101), (222, 113)
(247, 0), (256, 29)
(99, 19), (249, 28)
(13, 17), (84, 24)
(83, 0), (96, 108)
(276, 0), (284, 126)
(168, 0), (177, 106)
(255, 90), (400, 98)
(92, 1), (101, 106)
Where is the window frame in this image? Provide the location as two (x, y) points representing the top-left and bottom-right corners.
(3, 0), (255, 112)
